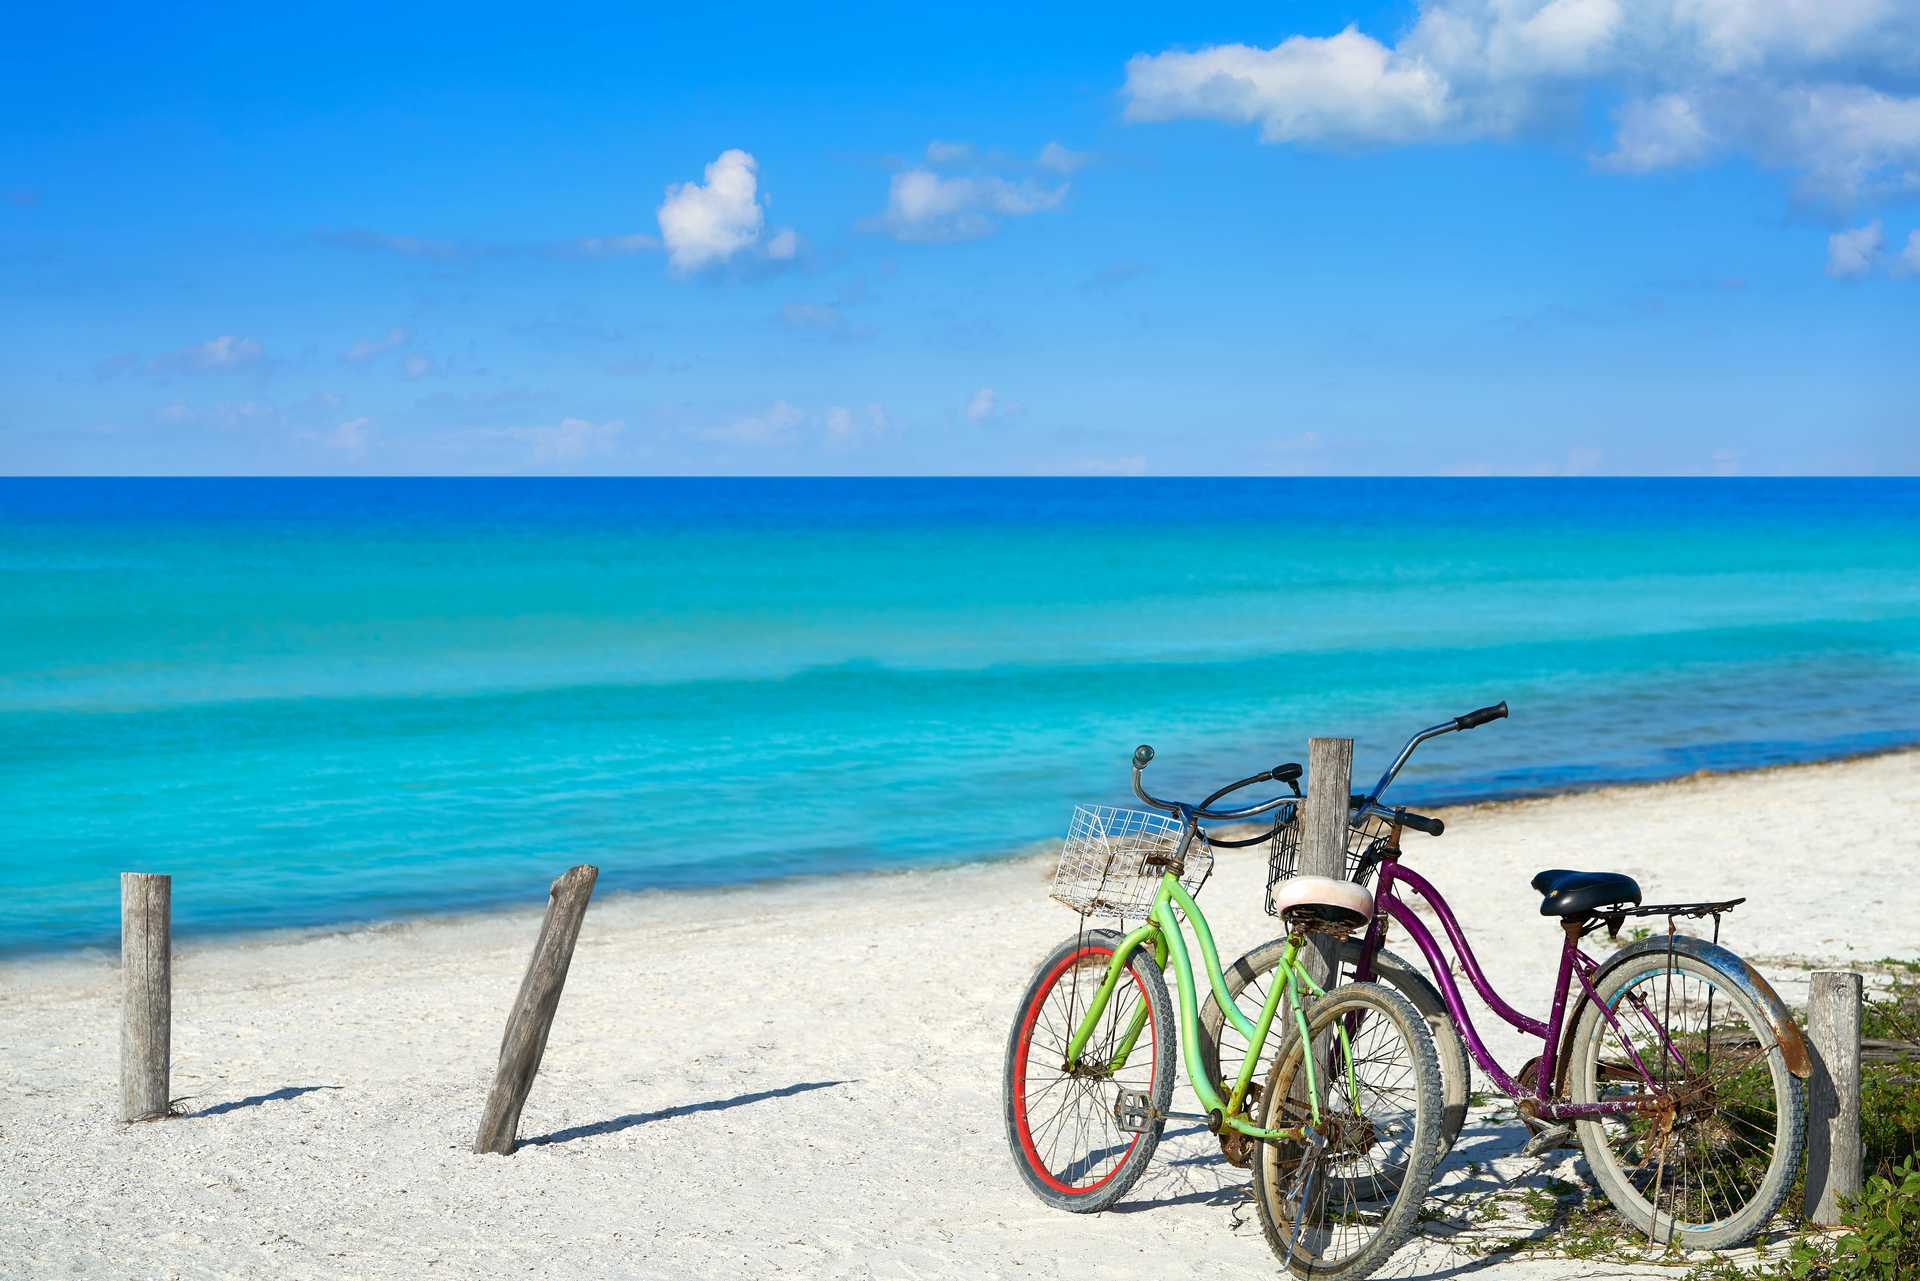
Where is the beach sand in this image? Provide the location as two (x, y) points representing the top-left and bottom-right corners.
(3, 749), (1916, 1280)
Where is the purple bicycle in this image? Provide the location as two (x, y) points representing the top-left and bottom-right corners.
(1202, 703), (1810, 1250)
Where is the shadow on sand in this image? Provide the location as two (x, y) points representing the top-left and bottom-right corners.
(193, 1085), (342, 1117)
(520, 1079), (852, 1148)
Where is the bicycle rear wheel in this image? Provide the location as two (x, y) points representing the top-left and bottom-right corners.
(1201, 937), (1469, 1169)
(1568, 950), (1805, 1249)
(1002, 928), (1174, 1212)
(1252, 981), (1442, 1280)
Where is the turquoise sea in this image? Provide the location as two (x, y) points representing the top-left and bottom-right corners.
(2, 478), (1917, 954)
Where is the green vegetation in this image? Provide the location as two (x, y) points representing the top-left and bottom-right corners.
(1857, 960), (1920, 1178)
(1773, 1157), (1920, 1281)
(1707, 962), (1920, 1281)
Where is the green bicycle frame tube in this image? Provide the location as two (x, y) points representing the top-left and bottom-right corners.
(1062, 873), (1323, 1141)
(1223, 935), (1300, 1117)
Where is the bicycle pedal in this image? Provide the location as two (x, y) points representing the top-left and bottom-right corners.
(1519, 1123), (1574, 1158)
(1112, 1089), (1156, 1134)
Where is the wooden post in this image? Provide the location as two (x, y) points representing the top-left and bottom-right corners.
(475, 864), (599, 1155)
(120, 873), (172, 1122)
(1300, 737), (1354, 988)
(1803, 969), (1863, 1226)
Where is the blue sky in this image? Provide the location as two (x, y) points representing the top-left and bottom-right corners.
(3, 1), (1916, 475)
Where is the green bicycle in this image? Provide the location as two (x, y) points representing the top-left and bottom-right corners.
(1003, 745), (1444, 1279)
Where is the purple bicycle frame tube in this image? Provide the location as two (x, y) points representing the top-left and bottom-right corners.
(1360, 859), (1648, 1118)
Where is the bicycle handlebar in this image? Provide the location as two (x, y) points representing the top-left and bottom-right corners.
(1398, 809), (1446, 837)
(1454, 702), (1508, 731)
(1349, 795), (1445, 837)
(1131, 745), (1301, 823)
(1361, 699), (1509, 806)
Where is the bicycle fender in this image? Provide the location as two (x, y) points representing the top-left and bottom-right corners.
(1585, 934), (1810, 1080)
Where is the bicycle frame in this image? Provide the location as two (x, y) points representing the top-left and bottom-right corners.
(1063, 869), (1351, 1141)
(1352, 853), (1671, 1122)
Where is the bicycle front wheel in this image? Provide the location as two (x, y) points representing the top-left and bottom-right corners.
(1002, 928), (1175, 1212)
(1252, 981), (1442, 1280)
(1568, 950), (1805, 1249)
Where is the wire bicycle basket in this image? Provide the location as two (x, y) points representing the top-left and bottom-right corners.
(1266, 808), (1393, 917)
(1051, 805), (1212, 919)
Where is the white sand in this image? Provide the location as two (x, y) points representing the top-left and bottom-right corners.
(4, 750), (1916, 1280)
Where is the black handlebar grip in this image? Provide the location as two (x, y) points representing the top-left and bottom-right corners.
(1132, 744), (1155, 770)
(1455, 701), (1509, 730)
(1399, 811), (1445, 836)
(1271, 763), (1302, 784)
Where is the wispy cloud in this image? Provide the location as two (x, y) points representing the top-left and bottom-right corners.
(510, 416), (625, 465)
(341, 328), (410, 363)
(699, 400), (890, 448)
(318, 228), (462, 259)
(574, 232), (660, 257)
(140, 335), (266, 376)
(964, 387), (1022, 422)
(323, 416), (374, 460)
(1037, 141), (1092, 174)
(1827, 220), (1883, 277)
(872, 168), (1067, 242)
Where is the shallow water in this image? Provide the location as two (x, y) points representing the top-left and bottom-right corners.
(3, 477), (1916, 952)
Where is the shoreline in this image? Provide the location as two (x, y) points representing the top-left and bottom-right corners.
(4, 745), (1917, 1279)
(7, 737), (1918, 968)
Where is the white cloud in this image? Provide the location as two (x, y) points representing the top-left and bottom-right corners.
(964, 387), (1023, 422)
(327, 417), (373, 460)
(1037, 141), (1091, 174)
(1124, 4), (1920, 205)
(1124, 28), (1454, 145)
(1827, 220), (1883, 277)
(510, 417), (625, 465)
(152, 335), (265, 375)
(658, 149), (769, 272)
(1599, 92), (1713, 171)
(342, 328), (410, 363)
(199, 336), (263, 369)
(876, 169), (1068, 242)
(704, 400), (806, 445)
(1901, 229), (1920, 275)
(765, 227), (800, 260)
(702, 400), (889, 448)
(403, 353), (433, 380)
(825, 403), (890, 442)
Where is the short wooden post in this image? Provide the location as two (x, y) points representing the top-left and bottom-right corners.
(1300, 737), (1354, 989)
(1803, 970), (1863, 1226)
(475, 864), (598, 1155)
(120, 873), (172, 1122)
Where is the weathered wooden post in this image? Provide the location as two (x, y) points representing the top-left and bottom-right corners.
(475, 864), (599, 1155)
(1299, 737), (1354, 988)
(120, 872), (172, 1122)
(1803, 969), (1863, 1226)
